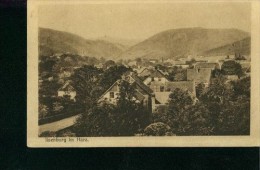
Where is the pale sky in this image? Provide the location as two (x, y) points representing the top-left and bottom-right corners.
(39, 2), (251, 40)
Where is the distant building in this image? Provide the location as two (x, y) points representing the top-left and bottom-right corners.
(243, 67), (251, 78)
(94, 63), (103, 69)
(149, 59), (158, 64)
(237, 61), (250, 69)
(200, 56), (227, 63)
(138, 67), (151, 77)
(58, 81), (76, 101)
(187, 68), (212, 87)
(128, 61), (137, 67)
(173, 60), (186, 65)
(174, 64), (190, 69)
(59, 67), (74, 78)
(178, 58), (188, 61)
(194, 56), (207, 62)
(143, 69), (169, 85)
(149, 81), (196, 103)
(163, 59), (186, 65)
(194, 62), (220, 70)
(165, 59), (175, 63)
(230, 54), (236, 59)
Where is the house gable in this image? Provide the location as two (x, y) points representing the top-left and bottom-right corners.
(143, 69), (169, 85)
(98, 72), (154, 111)
(58, 81), (76, 100)
(138, 68), (151, 77)
(98, 81), (120, 103)
(58, 81), (76, 92)
(187, 68), (212, 86)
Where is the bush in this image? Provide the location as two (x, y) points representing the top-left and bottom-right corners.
(143, 122), (174, 136)
(59, 130), (76, 137)
(39, 104), (49, 119)
(39, 131), (56, 137)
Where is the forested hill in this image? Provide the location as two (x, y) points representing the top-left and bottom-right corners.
(39, 28), (125, 59)
(203, 37), (250, 56)
(119, 28), (250, 59)
(39, 27), (250, 60)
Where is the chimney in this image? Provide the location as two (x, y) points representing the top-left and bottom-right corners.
(151, 94), (156, 113)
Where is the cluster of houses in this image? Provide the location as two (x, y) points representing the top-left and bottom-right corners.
(56, 55), (251, 113)
(97, 65), (210, 113)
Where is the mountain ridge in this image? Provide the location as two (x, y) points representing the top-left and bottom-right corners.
(203, 37), (250, 56)
(95, 36), (142, 49)
(119, 27), (250, 59)
(39, 27), (125, 59)
(39, 27), (250, 60)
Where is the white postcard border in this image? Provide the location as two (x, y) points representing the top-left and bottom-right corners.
(27, 0), (260, 147)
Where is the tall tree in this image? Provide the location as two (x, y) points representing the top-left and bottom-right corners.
(175, 103), (213, 135)
(168, 66), (187, 81)
(74, 102), (117, 136)
(99, 65), (130, 91)
(166, 88), (194, 133)
(115, 80), (150, 136)
(231, 76), (250, 97)
(168, 88), (193, 114)
(201, 76), (230, 104)
(201, 76), (250, 135)
(221, 60), (243, 77)
(196, 83), (206, 99)
(71, 65), (103, 110)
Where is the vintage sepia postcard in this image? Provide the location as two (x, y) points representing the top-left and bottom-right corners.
(27, 0), (260, 147)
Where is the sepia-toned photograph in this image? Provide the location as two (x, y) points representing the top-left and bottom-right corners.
(27, 0), (260, 147)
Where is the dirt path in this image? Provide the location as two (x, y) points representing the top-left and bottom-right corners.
(39, 114), (80, 134)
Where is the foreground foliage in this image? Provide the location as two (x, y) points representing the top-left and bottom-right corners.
(74, 81), (150, 136)
(153, 76), (250, 136)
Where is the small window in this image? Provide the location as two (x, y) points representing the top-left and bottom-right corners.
(110, 92), (114, 98)
(160, 86), (164, 92)
(158, 78), (161, 81)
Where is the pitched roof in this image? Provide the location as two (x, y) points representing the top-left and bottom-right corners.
(195, 62), (220, 69)
(98, 81), (120, 100)
(99, 72), (153, 100)
(134, 90), (146, 101)
(150, 69), (168, 78)
(138, 67), (154, 77)
(239, 62), (251, 69)
(130, 73), (154, 95)
(165, 81), (195, 95)
(149, 81), (196, 95)
(187, 68), (212, 84)
(142, 69), (170, 83)
(58, 81), (75, 91)
(137, 67), (149, 74)
(245, 66), (251, 73)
